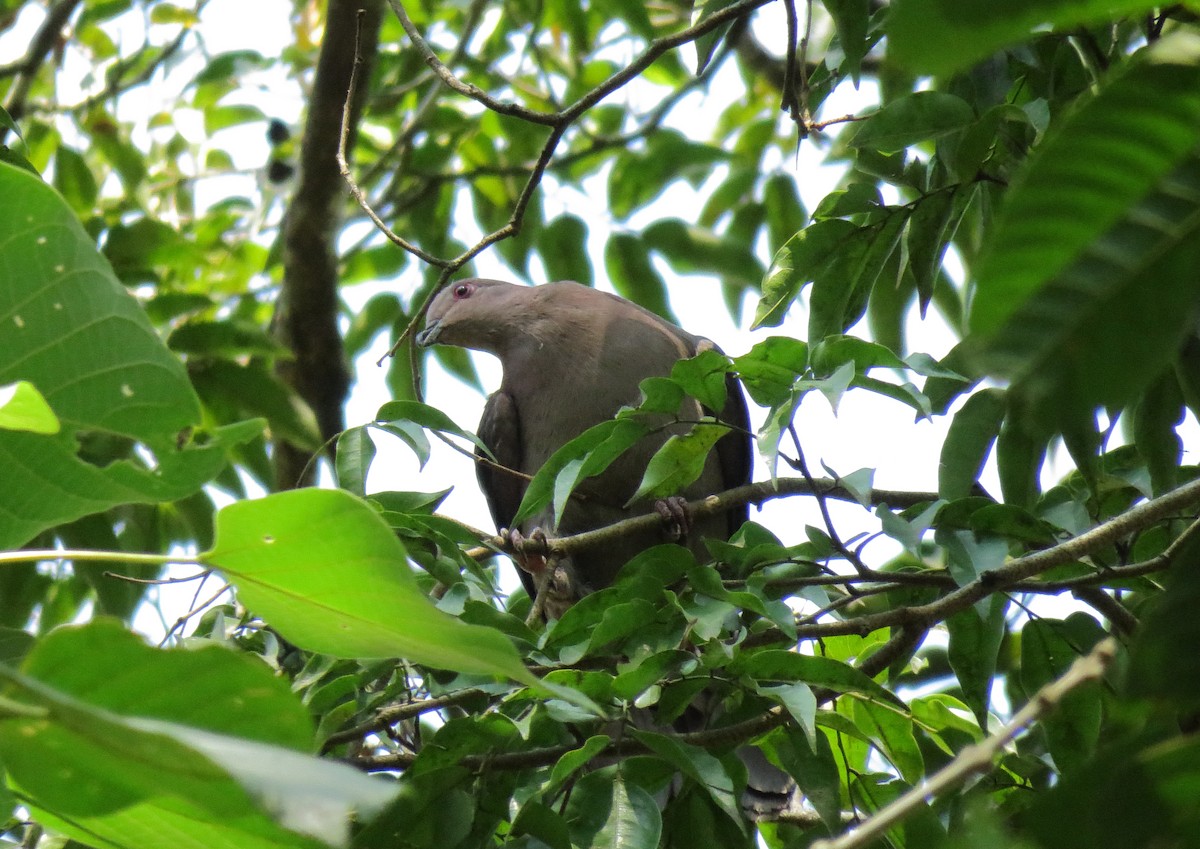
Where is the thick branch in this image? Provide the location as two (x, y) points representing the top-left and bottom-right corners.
(275, 0), (383, 488)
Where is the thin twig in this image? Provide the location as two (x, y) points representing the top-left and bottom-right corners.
(786, 424), (871, 574)
(160, 580), (233, 646)
(337, 12), (448, 268)
(322, 687), (488, 751)
(811, 638), (1118, 849)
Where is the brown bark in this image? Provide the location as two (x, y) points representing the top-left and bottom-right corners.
(274, 0), (384, 489)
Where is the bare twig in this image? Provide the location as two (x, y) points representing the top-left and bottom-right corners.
(811, 638), (1118, 849)
(1, 0), (82, 136)
(336, 14), (448, 268)
(160, 580), (233, 646)
(785, 424), (871, 574)
(322, 687), (488, 751)
(352, 0), (774, 363)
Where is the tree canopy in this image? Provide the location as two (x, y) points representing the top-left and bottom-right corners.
(4, 1), (1200, 848)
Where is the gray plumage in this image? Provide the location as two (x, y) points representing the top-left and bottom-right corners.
(417, 278), (749, 600)
(417, 277), (797, 817)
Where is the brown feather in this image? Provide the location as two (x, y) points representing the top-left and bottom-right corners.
(418, 278), (750, 595)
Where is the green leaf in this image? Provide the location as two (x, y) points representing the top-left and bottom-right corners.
(548, 735), (613, 791)
(763, 173), (808, 254)
(947, 595), (1009, 728)
(539, 214), (593, 286)
(971, 33), (1200, 315)
(939, 388), (1006, 499)
(565, 770), (662, 849)
(204, 103), (267, 134)
(969, 33), (1200, 423)
(167, 320), (289, 357)
(852, 698), (924, 784)
(996, 415), (1045, 508)
(904, 187), (959, 314)
(730, 650), (907, 708)
(732, 336), (809, 408)
(670, 349), (730, 412)
(0, 660), (394, 849)
(628, 423), (727, 504)
(52, 146), (98, 212)
(604, 233), (676, 322)
(1128, 524), (1200, 706)
(1020, 616), (1105, 774)
(0, 380), (59, 434)
(512, 800), (573, 849)
(372, 420), (432, 469)
(691, 0), (738, 74)
(0, 162), (257, 548)
(643, 218), (764, 288)
(888, 0), (1165, 76)
(755, 682), (818, 746)
(631, 730), (743, 826)
(513, 418), (650, 526)
(374, 400), (491, 456)
(822, 0), (872, 80)
(190, 360), (322, 451)
(849, 92), (974, 152)
(335, 426), (375, 496)
(1133, 371), (1184, 496)
(808, 218), (900, 342)
(774, 726), (842, 830)
(753, 219), (857, 329)
(22, 620), (314, 750)
(204, 489), (539, 684)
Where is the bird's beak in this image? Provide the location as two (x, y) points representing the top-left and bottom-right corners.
(415, 320), (442, 347)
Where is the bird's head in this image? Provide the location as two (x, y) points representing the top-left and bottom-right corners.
(415, 278), (522, 354)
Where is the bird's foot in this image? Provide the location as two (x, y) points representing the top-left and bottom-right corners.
(502, 527), (550, 576)
(654, 496), (691, 541)
(503, 529), (578, 624)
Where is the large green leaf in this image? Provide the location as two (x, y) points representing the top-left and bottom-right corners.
(888, 0), (1165, 75)
(0, 641), (396, 849)
(969, 33), (1200, 424)
(971, 32), (1200, 337)
(21, 620), (314, 750)
(204, 489), (542, 686)
(0, 162), (257, 548)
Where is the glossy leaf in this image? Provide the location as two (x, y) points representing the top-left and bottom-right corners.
(205, 489), (539, 684)
(0, 162), (258, 548)
(849, 92), (974, 153)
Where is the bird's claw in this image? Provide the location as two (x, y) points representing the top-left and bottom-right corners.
(654, 496), (691, 541)
(503, 527), (550, 574)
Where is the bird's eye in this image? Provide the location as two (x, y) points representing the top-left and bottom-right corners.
(453, 283), (472, 300)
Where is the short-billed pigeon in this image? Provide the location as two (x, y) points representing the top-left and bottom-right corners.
(416, 278), (750, 604)
(416, 278), (796, 816)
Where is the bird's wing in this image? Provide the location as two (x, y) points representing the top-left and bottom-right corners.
(717, 370), (752, 534)
(476, 389), (535, 598)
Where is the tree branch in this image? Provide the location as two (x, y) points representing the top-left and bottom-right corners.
(811, 637), (1118, 849)
(1, 0), (82, 137)
(363, 0), (775, 360)
(274, 0), (384, 489)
